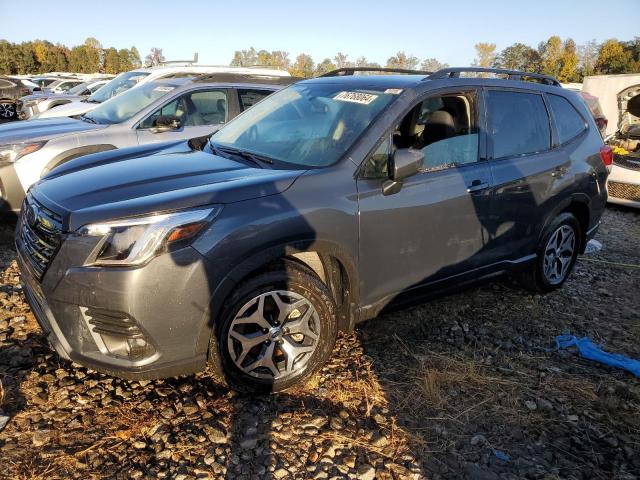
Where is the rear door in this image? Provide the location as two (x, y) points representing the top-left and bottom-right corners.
(484, 88), (566, 262)
(136, 88), (230, 144)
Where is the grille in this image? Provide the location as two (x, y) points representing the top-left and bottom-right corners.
(85, 308), (145, 339)
(17, 196), (63, 281)
(613, 155), (640, 171)
(608, 181), (640, 202)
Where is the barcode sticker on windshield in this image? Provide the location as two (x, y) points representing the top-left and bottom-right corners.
(153, 86), (175, 92)
(334, 91), (378, 105)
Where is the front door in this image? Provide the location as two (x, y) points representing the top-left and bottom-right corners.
(356, 88), (493, 306)
(136, 88), (230, 144)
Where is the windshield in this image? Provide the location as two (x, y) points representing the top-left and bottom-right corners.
(87, 71), (150, 103)
(84, 82), (176, 125)
(67, 81), (92, 95)
(211, 83), (396, 167)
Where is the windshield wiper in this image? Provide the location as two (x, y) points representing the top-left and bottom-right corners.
(210, 142), (274, 167)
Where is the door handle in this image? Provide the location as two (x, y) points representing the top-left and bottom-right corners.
(466, 181), (489, 193)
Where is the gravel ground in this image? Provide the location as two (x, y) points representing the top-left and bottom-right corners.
(0, 206), (639, 480)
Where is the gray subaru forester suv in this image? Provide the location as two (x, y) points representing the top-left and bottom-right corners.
(17, 67), (610, 392)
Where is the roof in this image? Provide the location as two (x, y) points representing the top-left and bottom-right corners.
(302, 74), (427, 89)
(145, 75), (295, 89)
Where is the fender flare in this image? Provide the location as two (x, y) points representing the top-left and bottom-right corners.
(538, 192), (591, 249)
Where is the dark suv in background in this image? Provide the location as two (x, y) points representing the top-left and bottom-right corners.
(0, 76), (40, 119)
(17, 67), (610, 392)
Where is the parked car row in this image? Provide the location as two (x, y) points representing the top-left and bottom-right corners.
(0, 76), (42, 118)
(2, 65), (612, 392)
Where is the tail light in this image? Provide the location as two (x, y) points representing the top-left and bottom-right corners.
(20, 88), (30, 96)
(595, 118), (608, 132)
(600, 145), (613, 171)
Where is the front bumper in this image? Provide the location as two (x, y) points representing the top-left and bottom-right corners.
(16, 227), (215, 380)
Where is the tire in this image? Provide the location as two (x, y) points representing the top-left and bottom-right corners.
(0, 101), (16, 120)
(216, 263), (337, 393)
(519, 212), (581, 293)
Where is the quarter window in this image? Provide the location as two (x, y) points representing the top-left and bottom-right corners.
(487, 90), (550, 159)
(548, 94), (586, 144)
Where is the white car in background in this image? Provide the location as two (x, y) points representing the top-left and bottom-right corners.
(17, 80), (110, 119)
(606, 84), (640, 208)
(35, 65), (290, 119)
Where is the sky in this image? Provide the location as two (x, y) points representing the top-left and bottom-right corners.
(1, 0), (639, 67)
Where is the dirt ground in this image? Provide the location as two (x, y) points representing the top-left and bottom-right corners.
(0, 206), (639, 480)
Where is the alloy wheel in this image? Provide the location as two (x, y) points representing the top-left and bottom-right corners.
(226, 290), (320, 380)
(0, 103), (15, 118)
(543, 225), (576, 285)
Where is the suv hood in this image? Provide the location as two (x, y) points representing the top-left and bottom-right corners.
(33, 142), (306, 231)
(35, 99), (97, 119)
(0, 117), (106, 144)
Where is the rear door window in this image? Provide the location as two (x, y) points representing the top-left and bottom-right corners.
(486, 90), (551, 159)
(547, 94), (587, 144)
(238, 89), (273, 111)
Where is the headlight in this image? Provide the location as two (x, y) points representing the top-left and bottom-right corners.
(79, 207), (221, 267)
(0, 142), (47, 165)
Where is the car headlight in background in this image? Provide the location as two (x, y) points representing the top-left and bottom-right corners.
(79, 207), (221, 267)
(0, 142), (47, 166)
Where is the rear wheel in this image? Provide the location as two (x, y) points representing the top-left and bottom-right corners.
(216, 264), (337, 393)
(0, 102), (16, 119)
(519, 212), (581, 293)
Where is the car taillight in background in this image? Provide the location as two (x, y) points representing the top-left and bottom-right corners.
(20, 88), (30, 96)
(595, 117), (608, 133)
(600, 145), (613, 171)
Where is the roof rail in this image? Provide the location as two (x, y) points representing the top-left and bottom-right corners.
(428, 67), (561, 86)
(194, 72), (300, 85)
(320, 67), (432, 77)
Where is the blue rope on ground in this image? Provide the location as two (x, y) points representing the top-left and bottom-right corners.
(556, 335), (640, 378)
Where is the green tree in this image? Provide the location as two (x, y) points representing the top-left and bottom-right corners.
(289, 53), (315, 78)
(230, 47), (258, 66)
(314, 58), (336, 76)
(0, 40), (16, 74)
(103, 47), (120, 74)
(494, 43), (540, 71)
(117, 49), (133, 72)
(558, 39), (579, 82)
(83, 37), (102, 72)
(15, 42), (38, 74)
(473, 43), (496, 68)
(539, 36), (563, 77)
(420, 58), (449, 72)
(68, 45), (89, 72)
(386, 51), (419, 70)
(596, 39), (633, 74)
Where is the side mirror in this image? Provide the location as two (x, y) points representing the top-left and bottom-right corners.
(151, 115), (181, 133)
(383, 148), (424, 195)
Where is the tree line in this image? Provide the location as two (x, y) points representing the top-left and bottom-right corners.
(1, 36), (638, 80)
(232, 37), (640, 80)
(0, 38), (142, 75)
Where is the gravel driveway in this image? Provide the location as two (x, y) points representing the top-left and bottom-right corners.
(1, 207), (638, 479)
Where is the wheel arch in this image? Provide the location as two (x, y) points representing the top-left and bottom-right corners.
(539, 194), (591, 254)
(42, 144), (117, 176)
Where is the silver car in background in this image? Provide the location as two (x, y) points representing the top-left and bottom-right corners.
(17, 80), (110, 120)
(0, 73), (296, 211)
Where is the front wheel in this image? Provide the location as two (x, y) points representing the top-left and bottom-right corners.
(216, 264), (337, 393)
(0, 102), (16, 119)
(519, 212), (581, 293)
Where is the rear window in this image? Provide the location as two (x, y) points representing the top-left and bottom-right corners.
(548, 94), (587, 144)
(487, 90), (551, 159)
